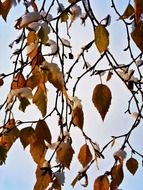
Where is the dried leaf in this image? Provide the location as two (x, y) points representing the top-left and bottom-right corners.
(11, 72), (26, 90)
(119, 4), (134, 19)
(26, 73), (41, 89)
(126, 157), (138, 175)
(72, 106), (84, 130)
(60, 11), (69, 22)
(19, 97), (30, 112)
(95, 24), (109, 53)
(37, 26), (49, 45)
(56, 142), (74, 169)
(34, 166), (51, 190)
(0, 145), (7, 164)
(94, 175), (109, 190)
(0, 78), (4, 86)
(19, 127), (35, 149)
(0, 0), (12, 21)
(78, 144), (92, 167)
(35, 120), (52, 144)
(106, 71), (113, 82)
(134, 0), (143, 23)
(33, 83), (47, 117)
(92, 84), (112, 121)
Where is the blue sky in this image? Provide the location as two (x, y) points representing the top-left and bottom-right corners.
(0, 0), (143, 189)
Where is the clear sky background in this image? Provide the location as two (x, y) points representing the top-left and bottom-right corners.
(0, 0), (143, 189)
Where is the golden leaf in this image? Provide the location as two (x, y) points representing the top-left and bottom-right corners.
(119, 4), (134, 20)
(92, 84), (112, 121)
(126, 157), (138, 175)
(34, 166), (52, 190)
(11, 72), (26, 90)
(110, 163), (124, 189)
(95, 24), (109, 53)
(19, 127), (35, 149)
(30, 139), (46, 166)
(60, 11), (69, 22)
(78, 144), (92, 167)
(71, 106), (84, 130)
(0, 0), (12, 21)
(94, 175), (109, 190)
(33, 83), (47, 117)
(56, 142), (74, 169)
(35, 120), (52, 144)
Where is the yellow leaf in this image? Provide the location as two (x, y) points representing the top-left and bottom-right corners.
(119, 4), (134, 19)
(126, 157), (138, 175)
(94, 175), (109, 190)
(131, 21), (143, 52)
(30, 139), (46, 166)
(71, 106), (84, 130)
(60, 11), (69, 22)
(110, 163), (124, 188)
(34, 166), (52, 190)
(56, 142), (74, 169)
(33, 83), (47, 117)
(92, 84), (112, 121)
(19, 127), (35, 149)
(35, 120), (52, 144)
(78, 144), (92, 167)
(95, 24), (109, 53)
(0, 0), (12, 21)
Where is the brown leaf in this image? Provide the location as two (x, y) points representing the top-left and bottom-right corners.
(94, 175), (109, 190)
(134, 0), (143, 23)
(11, 72), (26, 90)
(71, 106), (84, 130)
(126, 157), (138, 175)
(95, 24), (109, 53)
(30, 139), (46, 166)
(56, 142), (74, 169)
(34, 166), (52, 190)
(92, 84), (112, 121)
(0, 0), (12, 21)
(27, 31), (38, 45)
(26, 73), (41, 90)
(35, 120), (52, 144)
(33, 83), (47, 117)
(0, 78), (4, 86)
(119, 4), (134, 20)
(19, 127), (35, 149)
(78, 144), (92, 167)
(110, 163), (124, 189)
(106, 71), (113, 82)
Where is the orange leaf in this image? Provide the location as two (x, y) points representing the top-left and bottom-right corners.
(126, 157), (138, 175)
(0, 0), (12, 21)
(11, 72), (26, 90)
(35, 120), (52, 144)
(56, 142), (74, 169)
(95, 24), (109, 53)
(71, 106), (84, 130)
(78, 144), (92, 167)
(92, 84), (112, 121)
(32, 83), (47, 117)
(19, 127), (35, 149)
(34, 166), (52, 190)
(27, 31), (38, 45)
(94, 175), (109, 190)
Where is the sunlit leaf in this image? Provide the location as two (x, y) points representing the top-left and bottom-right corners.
(0, 0), (12, 21)
(33, 83), (47, 117)
(34, 166), (52, 190)
(35, 120), (52, 144)
(95, 24), (109, 53)
(94, 175), (109, 190)
(126, 157), (138, 175)
(19, 127), (35, 149)
(92, 84), (112, 121)
(78, 144), (92, 167)
(119, 4), (134, 19)
(56, 142), (74, 169)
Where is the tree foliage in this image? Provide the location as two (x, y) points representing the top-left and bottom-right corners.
(0, 0), (143, 189)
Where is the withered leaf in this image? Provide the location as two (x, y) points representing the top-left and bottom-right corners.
(94, 175), (109, 190)
(126, 157), (138, 175)
(95, 24), (109, 53)
(0, 145), (7, 164)
(134, 0), (143, 23)
(78, 144), (92, 167)
(0, 0), (12, 21)
(19, 97), (30, 112)
(92, 84), (112, 121)
(56, 142), (74, 169)
(119, 4), (134, 20)
(26, 72), (41, 90)
(11, 72), (25, 90)
(71, 106), (84, 130)
(35, 120), (52, 144)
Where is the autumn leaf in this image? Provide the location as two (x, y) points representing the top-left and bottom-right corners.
(126, 157), (138, 175)
(33, 83), (47, 117)
(94, 175), (109, 190)
(19, 97), (30, 112)
(134, 0), (143, 23)
(0, 0), (12, 21)
(34, 166), (52, 190)
(0, 145), (7, 164)
(35, 120), (52, 144)
(26, 73), (41, 89)
(0, 78), (4, 86)
(119, 4), (134, 20)
(19, 127), (35, 149)
(37, 26), (49, 45)
(60, 11), (69, 22)
(56, 142), (74, 169)
(92, 84), (112, 121)
(78, 144), (92, 167)
(11, 72), (26, 90)
(95, 24), (109, 53)
(30, 139), (46, 166)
